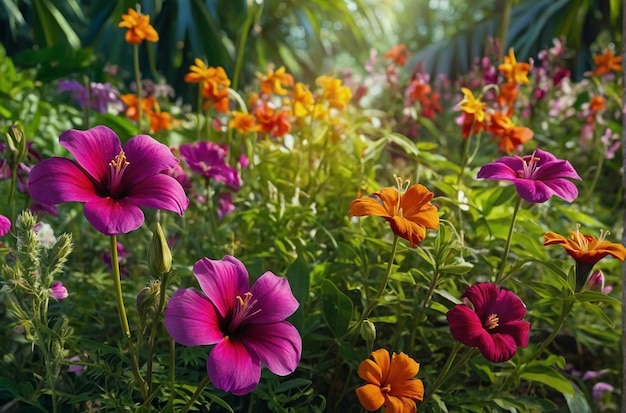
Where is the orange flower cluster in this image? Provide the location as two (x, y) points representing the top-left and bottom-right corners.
(384, 44), (411, 67)
(118, 8), (159, 45)
(185, 59), (231, 114)
(458, 49), (533, 153)
(405, 77), (442, 120)
(120, 94), (172, 133)
(592, 49), (622, 76)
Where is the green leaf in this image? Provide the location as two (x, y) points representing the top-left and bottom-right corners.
(564, 380), (592, 413)
(321, 279), (353, 337)
(205, 392), (235, 413)
(575, 291), (620, 304)
(520, 365), (573, 395)
(286, 257), (310, 331)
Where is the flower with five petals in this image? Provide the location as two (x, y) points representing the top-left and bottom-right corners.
(118, 8), (159, 45)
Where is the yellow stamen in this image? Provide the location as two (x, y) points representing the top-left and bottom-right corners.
(485, 313), (499, 330)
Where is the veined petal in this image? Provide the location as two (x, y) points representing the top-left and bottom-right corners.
(534, 159), (581, 181)
(401, 184), (434, 213)
(492, 289), (527, 323)
(125, 174), (189, 215)
(383, 394), (417, 413)
(248, 272), (299, 323)
(595, 241), (626, 261)
(477, 332), (518, 363)
(193, 256), (249, 319)
(387, 352), (420, 383)
(350, 196), (391, 218)
(356, 384), (385, 411)
(388, 378), (424, 401)
(497, 319), (531, 348)
(403, 203), (440, 230)
(239, 322), (302, 375)
(512, 179), (554, 203)
(207, 338), (260, 395)
(376, 188), (400, 216)
(123, 135), (180, 184)
(358, 359), (384, 386)
(541, 179), (579, 203)
(446, 305), (485, 347)
(29, 158), (100, 204)
(476, 161), (517, 181)
(83, 197), (145, 235)
(463, 283), (499, 320)
(164, 289), (224, 346)
(59, 126), (122, 182)
(543, 232), (569, 246)
(389, 216), (426, 247)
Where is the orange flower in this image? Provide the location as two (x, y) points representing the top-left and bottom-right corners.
(149, 111), (172, 133)
(292, 82), (315, 117)
(589, 95), (606, 113)
(350, 180), (439, 247)
(120, 94), (156, 121)
(498, 49), (530, 84)
(184, 58), (213, 83)
(544, 226), (626, 265)
(384, 44), (411, 67)
(118, 8), (159, 45)
(459, 88), (486, 122)
(593, 49), (622, 76)
(489, 112), (533, 153)
(229, 111), (259, 134)
(406, 80), (432, 106)
(259, 66), (294, 96)
(254, 103), (291, 137)
(356, 349), (424, 413)
(497, 81), (519, 106)
(316, 75), (352, 111)
(200, 68), (231, 114)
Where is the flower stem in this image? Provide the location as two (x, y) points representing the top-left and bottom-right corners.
(495, 196), (522, 284)
(7, 164), (17, 221)
(582, 149), (604, 203)
(146, 277), (168, 396)
(179, 375), (211, 413)
(133, 44), (143, 134)
(361, 234), (399, 321)
(457, 133), (473, 185)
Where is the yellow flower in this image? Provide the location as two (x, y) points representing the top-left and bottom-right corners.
(292, 82), (315, 117)
(118, 8), (159, 45)
(498, 48), (530, 84)
(184, 58), (213, 83)
(459, 88), (486, 122)
(356, 349), (424, 413)
(259, 66), (294, 96)
(229, 111), (259, 134)
(316, 75), (352, 111)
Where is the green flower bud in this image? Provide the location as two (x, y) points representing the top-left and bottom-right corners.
(136, 280), (161, 320)
(148, 223), (172, 277)
(5, 123), (27, 168)
(360, 319), (376, 343)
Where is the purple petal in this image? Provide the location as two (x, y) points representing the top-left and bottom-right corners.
(123, 135), (180, 184)
(59, 126), (121, 182)
(0, 215), (11, 236)
(248, 272), (299, 323)
(193, 256), (249, 319)
(541, 179), (579, 202)
(532, 148), (559, 164)
(240, 322), (302, 375)
(207, 339), (260, 395)
(477, 332), (518, 363)
(476, 161), (517, 181)
(534, 159), (581, 181)
(462, 283), (500, 321)
(126, 174), (189, 215)
(512, 179), (554, 203)
(164, 289), (224, 346)
(29, 158), (100, 204)
(497, 319), (531, 348)
(83, 197), (145, 235)
(446, 305), (485, 347)
(492, 288), (527, 323)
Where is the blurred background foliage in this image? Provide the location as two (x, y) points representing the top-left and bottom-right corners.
(0, 0), (622, 98)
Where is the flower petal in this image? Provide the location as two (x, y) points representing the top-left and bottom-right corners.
(0, 215), (11, 236)
(388, 378), (424, 402)
(125, 174), (189, 215)
(493, 288), (527, 323)
(350, 196), (391, 218)
(389, 216), (426, 247)
(477, 158), (519, 180)
(497, 319), (531, 348)
(477, 331), (518, 363)
(534, 158), (581, 181)
(512, 179), (554, 203)
(387, 352), (420, 384)
(248, 272), (299, 323)
(383, 394), (418, 413)
(239, 322), (302, 375)
(358, 359), (384, 386)
(164, 288), (223, 346)
(193, 256), (249, 319)
(29, 158), (100, 204)
(83, 196), (145, 235)
(123, 135), (181, 184)
(446, 304), (486, 347)
(356, 384), (385, 411)
(59, 126), (122, 182)
(462, 283), (500, 321)
(207, 338), (260, 395)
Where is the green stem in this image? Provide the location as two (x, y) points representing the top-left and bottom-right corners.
(146, 278), (168, 396)
(361, 234), (399, 322)
(457, 132), (473, 185)
(497, 0), (513, 62)
(133, 44), (143, 134)
(583, 149), (605, 203)
(179, 375), (211, 413)
(196, 86), (203, 140)
(83, 75), (91, 129)
(231, 9), (255, 91)
(8, 164), (17, 221)
(495, 196), (522, 284)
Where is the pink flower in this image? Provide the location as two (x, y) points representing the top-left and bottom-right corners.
(179, 142), (240, 190)
(0, 214), (11, 236)
(28, 126), (189, 235)
(446, 283), (530, 363)
(49, 281), (68, 301)
(67, 355), (84, 376)
(164, 256), (302, 395)
(477, 149), (581, 203)
(217, 192), (235, 219)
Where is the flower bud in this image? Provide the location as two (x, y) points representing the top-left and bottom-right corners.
(148, 223), (172, 277)
(360, 319), (376, 343)
(5, 123), (27, 168)
(586, 270), (605, 292)
(136, 280), (161, 320)
(49, 281), (68, 301)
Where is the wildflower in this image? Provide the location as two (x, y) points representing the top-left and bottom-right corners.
(420, 92), (442, 119)
(49, 281), (68, 301)
(592, 49), (622, 76)
(201, 73), (231, 114)
(592, 382), (614, 400)
(497, 82), (519, 106)
(184, 58), (213, 83)
(253, 104), (292, 138)
(586, 270), (613, 294)
(118, 8), (159, 44)
(229, 112), (259, 134)
(58, 80), (120, 114)
(217, 192), (235, 219)
(28, 126), (189, 235)
(477, 148), (580, 203)
(164, 256), (302, 395)
(446, 283), (530, 363)
(350, 179), (439, 248)
(588, 95), (606, 113)
(488, 112), (533, 153)
(498, 48), (531, 84)
(459, 88), (486, 122)
(406, 79), (432, 106)
(259, 66), (294, 96)
(67, 355), (84, 376)
(148, 110), (172, 133)
(544, 226), (626, 291)
(0, 214), (10, 236)
(120, 94), (155, 121)
(316, 75), (352, 111)
(179, 141), (240, 189)
(292, 82), (315, 117)
(384, 44), (410, 67)
(355, 348), (424, 413)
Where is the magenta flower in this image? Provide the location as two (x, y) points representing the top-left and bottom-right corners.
(446, 283), (530, 363)
(0, 214), (11, 236)
(164, 256), (302, 395)
(49, 281), (68, 301)
(179, 141), (241, 190)
(477, 149), (580, 203)
(28, 126), (189, 235)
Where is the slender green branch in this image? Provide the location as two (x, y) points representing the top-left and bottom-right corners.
(495, 196), (522, 284)
(133, 44), (143, 134)
(179, 375), (211, 413)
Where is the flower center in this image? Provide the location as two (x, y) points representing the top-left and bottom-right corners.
(516, 152), (541, 180)
(573, 224), (607, 251)
(108, 150), (130, 198)
(484, 313), (499, 330)
(394, 174), (409, 217)
(229, 292), (261, 331)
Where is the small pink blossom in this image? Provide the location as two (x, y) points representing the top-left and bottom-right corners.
(49, 281), (68, 301)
